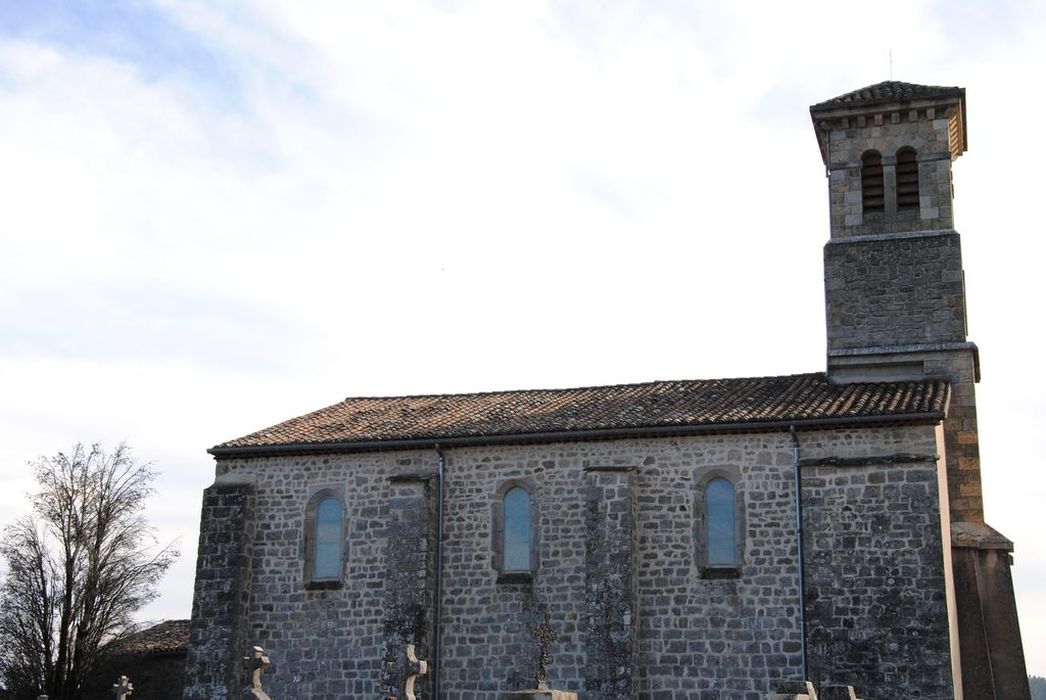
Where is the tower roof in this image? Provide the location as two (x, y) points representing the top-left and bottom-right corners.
(811, 80), (964, 112)
(809, 80), (967, 165)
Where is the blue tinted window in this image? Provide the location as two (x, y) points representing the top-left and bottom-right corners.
(706, 478), (736, 566)
(503, 487), (531, 571)
(314, 497), (342, 579)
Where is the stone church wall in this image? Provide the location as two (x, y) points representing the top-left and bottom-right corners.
(798, 426), (955, 700)
(183, 423), (953, 699)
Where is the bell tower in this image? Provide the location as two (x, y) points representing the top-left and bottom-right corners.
(811, 81), (980, 518)
(811, 81), (1030, 700)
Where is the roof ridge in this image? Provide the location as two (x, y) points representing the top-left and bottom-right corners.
(811, 80), (963, 111)
(339, 372), (827, 402)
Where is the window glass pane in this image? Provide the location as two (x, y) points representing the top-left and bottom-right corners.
(503, 487), (531, 571)
(706, 478), (736, 566)
(314, 497), (342, 579)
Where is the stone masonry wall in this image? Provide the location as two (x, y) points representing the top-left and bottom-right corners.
(240, 453), (391, 697)
(824, 231), (966, 352)
(439, 436), (806, 699)
(583, 466), (637, 699)
(182, 482), (255, 700)
(631, 436), (802, 699)
(799, 426), (954, 700)
(383, 476), (437, 698)
(186, 423), (954, 699)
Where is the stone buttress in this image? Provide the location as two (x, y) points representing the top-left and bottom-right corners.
(182, 480), (257, 700)
(382, 474), (438, 698)
(582, 465), (638, 699)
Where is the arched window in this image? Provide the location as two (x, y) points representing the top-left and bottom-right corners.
(313, 497), (343, 579)
(705, 478), (737, 566)
(493, 480), (538, 579)
(896, 147), (919, 211)
(305, 491), (345, 587)
(503, 487), (531, 571)
(695, 470), (744, 577)
(861, 150), (885, 214)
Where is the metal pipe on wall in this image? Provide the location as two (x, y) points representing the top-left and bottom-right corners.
(432, 444), (446, 699)
(790, 424), (809, 682)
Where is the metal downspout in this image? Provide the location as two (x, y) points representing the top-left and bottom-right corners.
(791, 424), (809, 682)
(433, 444), (446, 699)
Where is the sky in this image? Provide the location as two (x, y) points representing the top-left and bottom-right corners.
(1, 0), (1044, 678)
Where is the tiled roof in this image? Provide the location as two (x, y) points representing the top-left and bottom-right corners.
(211, 373), (949, 454)
(119, 620), (189, 655)
(811, 81), (963, 111)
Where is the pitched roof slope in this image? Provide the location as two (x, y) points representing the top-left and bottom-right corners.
(211, 373), (948, 454)
(118, 619), (190, 655)
(811, 80), (963, 111)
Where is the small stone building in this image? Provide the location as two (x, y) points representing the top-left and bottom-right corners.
(89, 619), (189, 700)
(182, 82), (1030, 699)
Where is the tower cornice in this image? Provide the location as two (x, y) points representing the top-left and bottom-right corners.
(811, 81), (967, 166)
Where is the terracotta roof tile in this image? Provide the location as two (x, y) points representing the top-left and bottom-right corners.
(119, 619), (189, 655)
(211, 373), (949, 454)
(811, 80), (963, 111)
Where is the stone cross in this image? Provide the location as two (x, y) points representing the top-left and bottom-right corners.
(403, 643), (429, 700)
(532, 612), (559, 692)
(242, 646), (271, 699)
(111, 675), (133, 700)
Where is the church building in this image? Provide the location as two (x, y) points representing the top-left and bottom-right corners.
(182, 82), (1030, 699)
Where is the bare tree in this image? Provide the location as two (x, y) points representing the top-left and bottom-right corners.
(0, 443), (178, 700)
